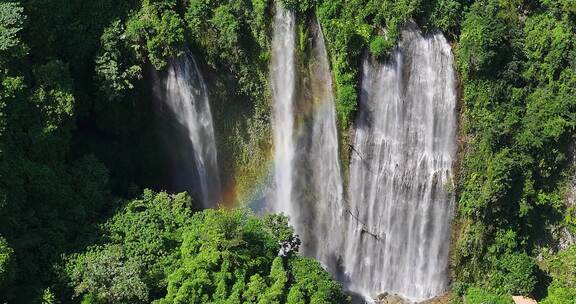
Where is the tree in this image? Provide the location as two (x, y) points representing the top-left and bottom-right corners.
(287, 257), (350, 304)
(65, 190), (193, 303)
(66, 245), (148, 304)
(0, 236), (12, 286)
(464, 286), (512, 304)
(541, 245), (576, 304)
(95, 20), (142, 101)
(0, 2), (26, 55)
(160, 208), (350, 304)
(124, 1), (185, 69)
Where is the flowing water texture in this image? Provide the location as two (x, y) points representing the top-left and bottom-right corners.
(343, 26), (457, 301)
(154, 53), (222, 208)
(295, 19), (345, 270)
(268, 5), (345, 274)
(270, 2), (296, 217)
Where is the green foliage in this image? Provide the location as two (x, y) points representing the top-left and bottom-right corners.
(368, 36), (391, 58)
(281, 0), (316, 13)
(457, 0), (510, 78)
(31, 60), (75, 132)
(265, 257), (288, 301)
(41, 288), (56, 304)
(489, 252), (537, 295)
(0, 2), (26, 56)
(95, 20), (142, 101)
(427, 0), (462, 32)
(0, 236), (12, 285)
(541, 280), (576, 304)
(464, 286), (513, 304)
(0, 75), (24, 139)
(0, 0), (177, 302)
(66, 189), (193, 303)
(541, 246), (576, 289)
(160, 208), (285, 303)
(67, 244), (149, 304)
(185, 0), (270, 99)
(287, 257), (350, 304)
(565, 206), (576, 235)
(540, 246), (576, 304)
(453, 0), (576, 300)
(160, 208), (349, 304)
(65, 192), (347, 304)
(0, 153), (110, 300)
(0, 22), (114, 290)
(212, 5), (241, 51)
(125, 2), (186, 69)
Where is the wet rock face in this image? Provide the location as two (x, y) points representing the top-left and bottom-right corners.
(420, 293), (451, 304)
(373, 292), (451, 304)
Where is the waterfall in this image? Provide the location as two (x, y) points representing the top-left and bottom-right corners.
(343, 25), (457, 301)
(269, 5), (456, 301)
(270, 2), (296, 217)
(297, 19), (345, 270)
(154, 52), (222, 208)
(268, 3), (345, 274)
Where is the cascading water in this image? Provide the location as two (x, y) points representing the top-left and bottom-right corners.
(295, 19), (345, 270)
(153, 52), (222, 208)
(269, 4), (456, 301)
(343, 25), (457, 301)
(268, 3), (345, 275)
(270, 2), (296, 217)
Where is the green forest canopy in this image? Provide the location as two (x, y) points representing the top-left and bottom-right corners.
(0, 0), (574, 303)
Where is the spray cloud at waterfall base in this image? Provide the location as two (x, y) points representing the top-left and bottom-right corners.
(266, 3), (458, 301)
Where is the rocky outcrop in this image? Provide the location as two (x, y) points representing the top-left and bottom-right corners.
(420, 293), (451, 304)
(373, 292), (451, 304)
(374, 293), (410, 304)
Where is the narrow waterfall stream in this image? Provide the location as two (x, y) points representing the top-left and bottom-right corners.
(153, 53), (222, 208)
(269, 2), (345, 276)
(270, 2), (297, 217)
(297, 19), (345, 270)
(344, 26), (457, 301)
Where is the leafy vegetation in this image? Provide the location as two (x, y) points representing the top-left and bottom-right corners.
(1, 0), (575, 302)
(539, 245), (576, 304)
(65, 190), (193, 303)
(452, 0), (576, 301)
(463, 287), (513, 304)
(160, 208), (349, 304)
(182, 0), (273, 203)
(310, 0), (462, 126)
(65, 191), (349, 304)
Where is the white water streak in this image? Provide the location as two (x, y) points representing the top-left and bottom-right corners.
(270, 2), (297, 217)
(302, 19), (345, 270)
(269, 6), (345, 276)
(343, 26), (457, 301)
(269, 8), (456, 301)
(156, 53), (222, 208)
